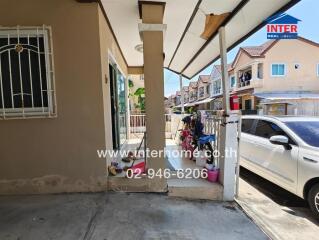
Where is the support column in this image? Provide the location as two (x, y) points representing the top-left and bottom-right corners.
(218, 27), (238, 201)
(140, 2), (166, 191)
(179, 74), (185, 113)
(219, 27), (230, 114)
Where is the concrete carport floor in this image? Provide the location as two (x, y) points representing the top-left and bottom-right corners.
(0, 192), (267, 240)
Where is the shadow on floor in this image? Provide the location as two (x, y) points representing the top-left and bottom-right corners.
(240, 167), (319, 225)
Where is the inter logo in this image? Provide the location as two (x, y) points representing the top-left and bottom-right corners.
(266, 13), (301, 39)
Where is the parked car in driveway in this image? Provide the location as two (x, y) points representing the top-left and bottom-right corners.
(240, 115), (319, 218)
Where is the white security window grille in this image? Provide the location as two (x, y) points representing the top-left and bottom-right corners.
(0, 26), (56, 119)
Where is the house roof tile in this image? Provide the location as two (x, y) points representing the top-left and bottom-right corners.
(241, 40), (277, 57)
(182, 86), (189, 92)
(198, 75), (210, 83)
(189, 81), (198, 88)
(214, 64), (232, 73)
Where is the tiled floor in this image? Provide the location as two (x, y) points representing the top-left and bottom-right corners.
(109, 138), (145, 178)
(165, 139), (201, 171)
(109, 138), (201, 178)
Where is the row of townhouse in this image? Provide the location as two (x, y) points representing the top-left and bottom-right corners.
(166, 75), (211, 110)
(167, 37), (319, 116)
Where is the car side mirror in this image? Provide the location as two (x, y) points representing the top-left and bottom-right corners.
(269, 135), (292, 150)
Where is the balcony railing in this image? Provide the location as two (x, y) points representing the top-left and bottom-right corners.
(213, 88), (222, 95)
(239, 80), (251, 88)
(237, 78), (263, 89)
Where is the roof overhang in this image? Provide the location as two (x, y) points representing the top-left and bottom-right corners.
(100, 0), (300, 79)
(176, 97), (214, 108)
(255, 92), (319, 100)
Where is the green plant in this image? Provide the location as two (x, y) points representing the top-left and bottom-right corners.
(134, 87), (145, 112)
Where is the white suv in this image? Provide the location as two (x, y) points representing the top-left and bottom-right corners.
(240, 115), (319, 218)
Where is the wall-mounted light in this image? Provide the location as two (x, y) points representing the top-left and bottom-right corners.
(135, 44), (143, 53)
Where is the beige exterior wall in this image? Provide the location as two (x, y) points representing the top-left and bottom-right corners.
(260, 39), (319, 93)
(0, 0), (127, 194)
(97, 5), (128, 151)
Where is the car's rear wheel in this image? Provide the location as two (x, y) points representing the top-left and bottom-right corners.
(308, 183), (319, 219)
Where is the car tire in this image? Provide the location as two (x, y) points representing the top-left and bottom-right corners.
(308, 183), (319, 219)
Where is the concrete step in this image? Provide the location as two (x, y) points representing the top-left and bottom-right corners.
(168, 178), (223, 201)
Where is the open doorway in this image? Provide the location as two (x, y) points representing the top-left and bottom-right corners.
(109, 62), (127, 150)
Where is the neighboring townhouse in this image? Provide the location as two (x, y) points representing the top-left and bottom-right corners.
(210, 64), (232, 110)
(230, 39), (277, 113)
(195, 75), (211, 109)
(189, 81), (198, 103)
(164, 97), (171, 109)
(231, 37), (319, 115)
(168, 94), (176, 108)
(175, 91), (181, 106)
(197, 75), (211, 100)
(183, 86), (189, 104)
(169, 75), (212, 110)
(210, 37), (319, 115)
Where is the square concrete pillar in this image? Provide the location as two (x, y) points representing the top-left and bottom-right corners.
(140, 2), (167, 191)
(219, 27), (237, 201)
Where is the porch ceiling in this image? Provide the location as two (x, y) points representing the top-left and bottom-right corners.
(100, 0), (299, 79)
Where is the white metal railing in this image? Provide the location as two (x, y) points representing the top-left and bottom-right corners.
(129, 114), (172, 138)
(164, 114), (172, 134)
(130, 114), (146, 134)
(203, 114), (223, 166)
(213, 88), (222, 95)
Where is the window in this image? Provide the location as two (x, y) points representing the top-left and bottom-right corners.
(254, 120), (295, 145)
(230, 75), (236, 88)
(206, 85), (210, 95)
(271, 64), (286, 76)
(0, 26), (56, 119)
(213, 80), (221, 94)
(285, 121), (319, 148)
(242, 119), (255, 134)
(199, 87), (204, 97)
(257, 63), (263, 79)
(317, 64), (319, 77)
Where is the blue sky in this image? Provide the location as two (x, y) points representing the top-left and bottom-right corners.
(164, 0), (319, 97)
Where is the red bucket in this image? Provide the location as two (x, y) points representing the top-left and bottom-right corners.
(207, 169), (219, 183)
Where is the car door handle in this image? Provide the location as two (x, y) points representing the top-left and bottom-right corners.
(303, 157), (318, 163)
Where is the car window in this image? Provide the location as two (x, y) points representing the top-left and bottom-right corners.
(255, 120), (295, 144)
(285, 121), (319, 148)
(242, 119), (255, 134)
